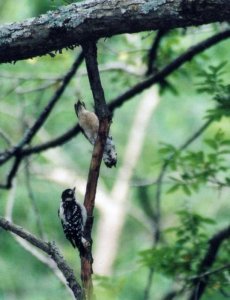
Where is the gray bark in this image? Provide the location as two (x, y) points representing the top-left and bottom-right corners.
(0, 0), (230, 63)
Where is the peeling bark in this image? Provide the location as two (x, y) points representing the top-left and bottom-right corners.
(0, 0), (230, 63)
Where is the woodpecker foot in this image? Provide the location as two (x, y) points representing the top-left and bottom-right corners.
(81, 237), (90, 248)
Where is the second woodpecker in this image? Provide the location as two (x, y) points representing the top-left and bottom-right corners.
(75, 100), (117, 168)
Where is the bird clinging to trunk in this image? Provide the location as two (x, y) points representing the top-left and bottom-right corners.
(58, 187), (89, 257)
(74, 100), (117, 168)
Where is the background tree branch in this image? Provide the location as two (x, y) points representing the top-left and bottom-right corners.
(188, 225), (230, 300)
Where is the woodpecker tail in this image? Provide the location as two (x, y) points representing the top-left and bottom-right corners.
(77, 236), (90, 257)
(77, 243), (87, 257)
(103, 135), (117, 168)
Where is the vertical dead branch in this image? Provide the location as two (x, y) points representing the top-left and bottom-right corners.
(94, 86), (159, 275)
(81, 41), (111, 299)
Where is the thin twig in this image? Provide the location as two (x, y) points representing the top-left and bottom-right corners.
(189, 263), (230, 281)
(0, 217), (83, 300)
(0, 129), (12, 146)
(24, 158), (45, 238)
(146, 29), (168, 76)
(15, 80), (61, 94)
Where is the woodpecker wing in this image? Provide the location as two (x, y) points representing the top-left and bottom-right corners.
(75, 101), (117, 168)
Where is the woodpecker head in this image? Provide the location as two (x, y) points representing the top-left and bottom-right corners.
(61, 187), (76, 202)
(74, 100), (86, 117)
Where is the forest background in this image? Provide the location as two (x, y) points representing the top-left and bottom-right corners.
(0, 1), (229, 300)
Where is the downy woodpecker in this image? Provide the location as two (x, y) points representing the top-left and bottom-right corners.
(58, 187), (89, 256)
(74, 100), (117, 168)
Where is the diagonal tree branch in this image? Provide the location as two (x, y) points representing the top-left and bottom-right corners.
(0, 52), (84, 190)
(109, 29), (230, 110)
(1, 0), (230, 63)
(0, 51), (84, 166)
(22, 124), (81, 156)
(188, 225), (230, 300)
(0, 217), (83, 300)
(81, 40), (111, 299)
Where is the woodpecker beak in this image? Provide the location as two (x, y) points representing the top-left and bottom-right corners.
(74, 100), (85, 116)
(72, 187), (76, 194)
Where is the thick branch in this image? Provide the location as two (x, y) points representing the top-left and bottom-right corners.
(188, 225), (230, 300)
(1, 0), (230, 63)
(0, 217), (83, 300)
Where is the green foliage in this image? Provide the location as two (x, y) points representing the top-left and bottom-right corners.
(162, 130), (230, 195)
(197, 62), (230, 120)
(139, 210), (215, 278)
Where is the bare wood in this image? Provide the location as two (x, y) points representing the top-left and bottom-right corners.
(1, 0), (230, 63)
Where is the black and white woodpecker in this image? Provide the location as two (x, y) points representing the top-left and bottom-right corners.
(74, 100), (117, 168)
(58, 187), (89, 256)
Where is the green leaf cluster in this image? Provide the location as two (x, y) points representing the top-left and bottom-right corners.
(139, 210), (214, 280)
(163, 130), (230, 195)
(197, 62), (230, 120)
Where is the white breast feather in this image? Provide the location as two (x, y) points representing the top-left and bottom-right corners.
(59, 203), (66, 223)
